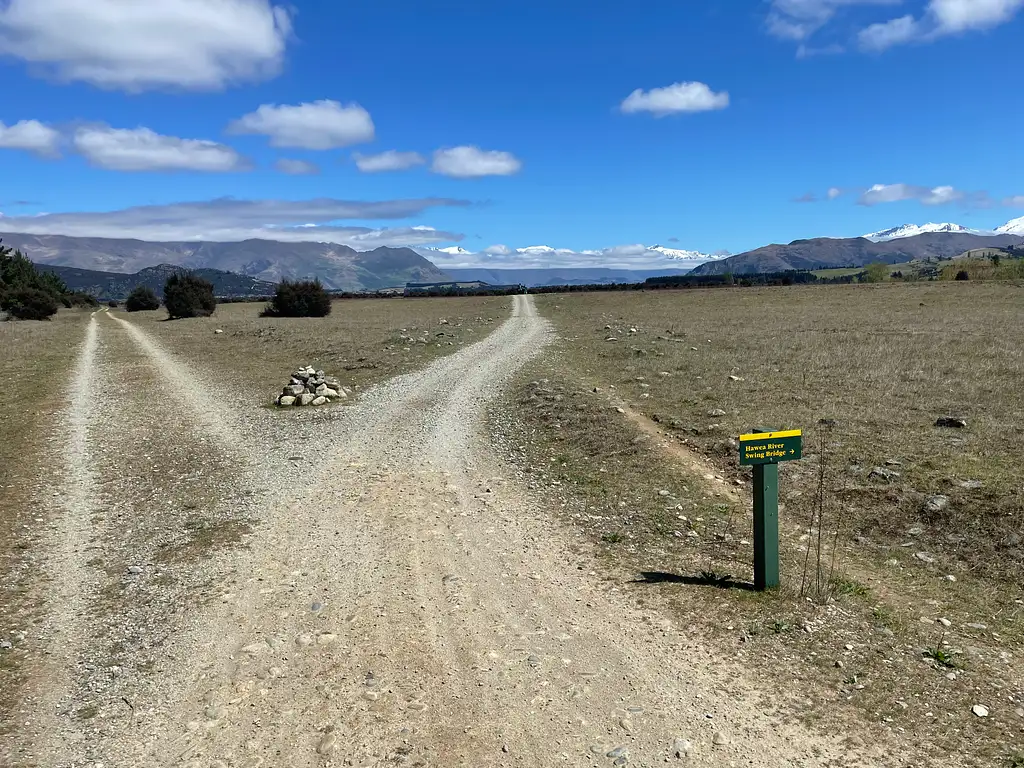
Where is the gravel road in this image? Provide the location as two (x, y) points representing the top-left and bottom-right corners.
(7, 295), (884, 767)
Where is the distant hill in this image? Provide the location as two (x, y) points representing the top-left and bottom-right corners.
(690, 232), (1024, 276)
(35, 263), (279, 301)
(446, 267), (695, 287)
(0, 233), (450, 291)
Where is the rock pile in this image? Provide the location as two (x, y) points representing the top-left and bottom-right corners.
(277, 365), (350, 407)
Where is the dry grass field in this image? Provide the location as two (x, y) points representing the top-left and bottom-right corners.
(492, 282), (1024, 765)
(128, 296), (512, 405)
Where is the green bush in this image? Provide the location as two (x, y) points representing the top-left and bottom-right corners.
(125, 285), (160, 312)
(261, 278), (332, 318)
(164, 273), (216, 319)
(2, 287), (60, 320)
(63, 292), (100, 308)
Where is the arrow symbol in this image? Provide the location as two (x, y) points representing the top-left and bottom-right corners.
(789, 450), (795, 454)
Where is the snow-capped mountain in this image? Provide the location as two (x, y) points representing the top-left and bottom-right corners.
(995, 216), (1024, 235)
(862, 223), (986, 242)
(649, 244), (727, 261)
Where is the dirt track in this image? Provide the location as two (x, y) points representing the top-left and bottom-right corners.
(6, 295), (887, 767)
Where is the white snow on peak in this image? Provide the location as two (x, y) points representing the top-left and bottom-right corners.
(648, 244), (726, 261)
(861, 222), (986, 241)
(424, 245), (473, 255)
(995, 215), (1024, 235)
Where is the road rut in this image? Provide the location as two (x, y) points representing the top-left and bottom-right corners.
(13, 296), (884, 767)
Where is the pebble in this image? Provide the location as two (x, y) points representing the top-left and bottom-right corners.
(316, 633), (338, 646)
(527, 654), (541, 666)
(317, 731), (338, 755)
(673, 739), (693, 758)
(713, 732), (729, 746)
(295, 633), (313, 647)
(914, 552), (936, 564)
(937, 617), (952, 628)
(408, 701), (428, 712)
(362, 691), (379, 701)
(966, 623), (988, 630)
(311, 601), (323, 613)
(971, 704), (989, 718)
(606, 746), (628, 758)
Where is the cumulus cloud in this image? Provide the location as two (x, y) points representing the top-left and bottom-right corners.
(227, 100), (374, 149)
(353, 150), (425, 173)
(828, 187), (844, 200)
(859, 0), (1024, 50)
(0, 0), (291, 91)
(1004, 195), (1024, 208)
(620, 81), (729, 116)
(0, 119), (61, 157)
(0, 197), (469, 247)
(431, 146), (522, 179)
(767, 0), (903, 41)
(71, 125), (249, 172)
(275, 158), (319, 175)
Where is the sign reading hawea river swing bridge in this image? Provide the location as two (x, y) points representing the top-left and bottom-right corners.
(738, 429), (803, 591)
(739, 429), (802, 465)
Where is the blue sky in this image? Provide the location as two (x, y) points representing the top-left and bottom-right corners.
(1, 0), (1022, 269)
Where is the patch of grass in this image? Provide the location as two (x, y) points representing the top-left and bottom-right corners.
(923, 641), (962, 670)
(833, 577), (870, 598)
(601, 532), (626, 544)
(1007, 752), (1024, 768)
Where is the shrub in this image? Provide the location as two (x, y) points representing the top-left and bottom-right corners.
(2, 287), (60, 320)
(125, 285), (160, 312)
(955, 270), (970, 281)
(862, 262), (889, 283)
(163, 273), (216, 319)
(261, 278), (332, 318)
(107, 300), (119, 309)
(63, 292), (100, 308)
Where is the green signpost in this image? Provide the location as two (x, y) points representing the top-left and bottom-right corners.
(739, 429), (803, 590)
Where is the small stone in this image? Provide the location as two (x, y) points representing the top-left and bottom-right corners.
(937, 617), (952, 628)
(914, 552), (936, 564)
(615, 407), (626, 414)
(958, 479), (982, 489)
(298, 393), (316, 406)
(907, 527), (924, 536)
(311, 601), (323, 613)
(296, 633), (313, 647)
(727, 375), (743, 382)
(944, 575), (957, 582)
(673, 739), (693, 758)
(606, 746), (628, 759)
(311, 396), (328, 406)
(966, 623), (988, 630)
(708, 409), (726, 417)
(658, 490), (671, 497)
(971, 704), (989, 718)
(284, 383), (305, 397)
(127, 565), (144, 574)
(868, 466), (900, 482)
(923, 495), (949, 514)
(278, 395), (296, 407)
(322, 388), (339, 398)
(527, 654), (541, 667)
(316, 633), (337, 645)
(317, 731), (338, 755)
(712, 731), (729, 746)
(935, 417), (967, 428)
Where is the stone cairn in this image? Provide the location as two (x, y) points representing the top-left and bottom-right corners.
(277, 365), (350, 407)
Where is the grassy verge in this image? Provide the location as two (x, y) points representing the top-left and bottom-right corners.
(128, 295), (514, 403)
(0, 309), (92, 733)
(491, 283), (1024, 766)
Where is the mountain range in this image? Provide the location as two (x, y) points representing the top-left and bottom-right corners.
(37, 263), (279, 301)
(0, 233), (448, 292)
(445, 267), (694, 287)
(690, 231), (1024, 276)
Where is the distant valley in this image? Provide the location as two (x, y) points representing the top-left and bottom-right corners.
(35, 263), (279, 301)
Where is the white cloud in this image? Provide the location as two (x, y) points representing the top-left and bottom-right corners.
(0, 0), (291, 91)
(1003, 196), (1024, 208)
(353, 150), (425, 173)
(275, 158), (319, 175)
(858, 183), (978, 206)
(0, 119), (61, 157)
(828, 187), (843, 199)
(767, 0), (903, 41)
(227, 100), (374, 150)
(0, 197), (469, 247)
(858, 14), (920, 49)
(859, 0), (1024, 50)
(620, 81), (729, 116)
(72, 125), (249, 172)
(431, 146), (522, 179)
(930, 0), (1024, 31)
